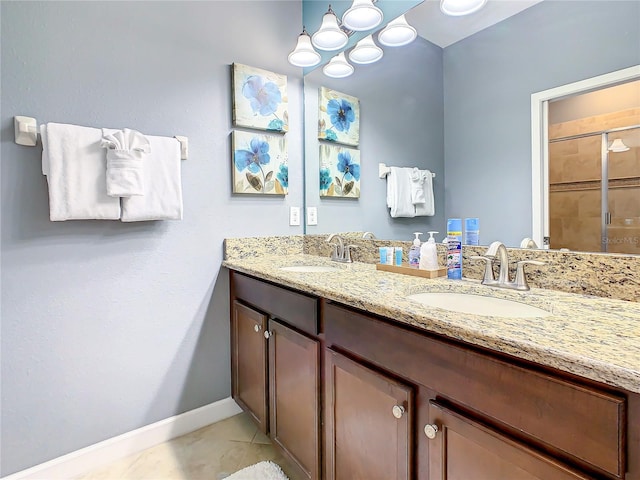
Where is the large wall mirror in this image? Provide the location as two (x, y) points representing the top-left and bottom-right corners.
(301, 0), (640, 255)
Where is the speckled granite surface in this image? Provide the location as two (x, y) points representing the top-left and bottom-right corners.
(223, 241), (640, 393)
(303, 234), (640, 302)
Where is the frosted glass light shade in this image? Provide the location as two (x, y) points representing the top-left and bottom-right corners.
(312, 8), (349, 51)
(348, 35), (383, 64)
(342, 0), (383, 31)
(440, 0), (487, 16)
(609, 138), (630, 152)
(323, 53), (354, 78)
(288, 30), (321, 67)
(378, 15), (417, 47)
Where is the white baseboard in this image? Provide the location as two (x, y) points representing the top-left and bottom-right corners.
(2, 397), (242, 480)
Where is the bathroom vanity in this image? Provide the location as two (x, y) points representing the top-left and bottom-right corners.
(226, 254), (640, 480)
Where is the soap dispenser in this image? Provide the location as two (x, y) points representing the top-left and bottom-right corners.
(408, 232), (423, 268)
(419, 231), (439, 270)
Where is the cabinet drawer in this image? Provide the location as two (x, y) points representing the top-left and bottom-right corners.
(325, 302), (626, 478)
(232, 272), (318, 336)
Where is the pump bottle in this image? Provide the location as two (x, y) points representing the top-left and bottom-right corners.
(408, 232), (423, 268)
(419, 231), (439, 270)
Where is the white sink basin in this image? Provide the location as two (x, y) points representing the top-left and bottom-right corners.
(406, 292), (551, 318)
(279, 265), (342, 273)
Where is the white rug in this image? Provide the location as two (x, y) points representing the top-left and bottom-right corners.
(223, 461), (289, 480)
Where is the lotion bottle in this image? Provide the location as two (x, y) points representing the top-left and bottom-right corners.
(419, 231), (439, 270)
(408, 232), (423, 268)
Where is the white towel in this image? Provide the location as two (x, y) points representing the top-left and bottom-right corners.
(40, 123), (121, 221)
(386, 167), (415, 218)
(101, 128), (150, 197)
(120, 135), (183, 222)
(410, 167), (426, 204)
(414, 168), (435, 216)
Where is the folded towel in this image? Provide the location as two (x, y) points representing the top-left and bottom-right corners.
(410, 167), (426, 204)
(386, 167), (416, 218)
(41, 123), (121, 221)
(120, 135), (183, 222)
(414, 168), (435, 216)
(101, 128), (150, 197)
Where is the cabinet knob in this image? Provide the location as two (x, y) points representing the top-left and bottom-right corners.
(424, 423), (439, 439)
(392, 405), (405, 419)
(254, 325), (261, 332)
(264, 330), (272, 339)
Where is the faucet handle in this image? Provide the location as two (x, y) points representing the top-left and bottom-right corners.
(344, 244), (358, 263)
(514, 260), (545, 291)
(470, 255), (496, 284)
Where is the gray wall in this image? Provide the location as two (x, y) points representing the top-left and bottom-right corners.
(443, 0), (640, 246)
(304, 37), (445, 240)
(0, 1), (303, 475)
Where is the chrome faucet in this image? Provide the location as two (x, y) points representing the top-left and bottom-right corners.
(471, 241), (544, 291)
(326, 234), (357, 263)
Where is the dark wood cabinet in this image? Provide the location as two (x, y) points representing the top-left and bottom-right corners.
(231, 300), (268, 432)
(427, 401), (592, 480)
(230, 272), (320, 480)
(269, 319), (320, 480)
(325, 348), (414, 480)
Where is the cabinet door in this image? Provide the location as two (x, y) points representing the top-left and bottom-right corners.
(325, 348), (414, 480)
(231, 300), (268, 433)
(427, 401), (592, 480)
(268, 319), (320, 480)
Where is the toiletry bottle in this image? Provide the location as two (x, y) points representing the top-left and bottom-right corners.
(419, 231), (439, 270)
(447, 219), (463, 279)
(408, 232), (423, 268)
(465, 218), (480, 246)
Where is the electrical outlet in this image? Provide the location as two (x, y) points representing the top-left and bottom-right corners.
(289, 207), (301, 226)
(307, 207), (318, 226)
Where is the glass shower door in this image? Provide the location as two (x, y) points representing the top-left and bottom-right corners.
(604, 127), (640, 254)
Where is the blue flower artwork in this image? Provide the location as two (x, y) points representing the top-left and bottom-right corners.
(232, 130), (288, 195)
(319, 144), (360, 198)
(318, 87), (360, 146)
(233, 64), (288, 132)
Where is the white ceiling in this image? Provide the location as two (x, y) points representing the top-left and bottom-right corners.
(406, 0), (543, 48)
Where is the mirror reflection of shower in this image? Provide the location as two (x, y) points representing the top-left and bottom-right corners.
(548, 80), (640, 254)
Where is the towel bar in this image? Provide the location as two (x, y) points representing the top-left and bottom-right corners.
(378, 162), (436, 179)
(14, 116), (189, 160)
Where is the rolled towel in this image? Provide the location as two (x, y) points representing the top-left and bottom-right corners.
(101, 128), (150, 197)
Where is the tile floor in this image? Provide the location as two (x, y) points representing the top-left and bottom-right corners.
(75, 413), (304, 480)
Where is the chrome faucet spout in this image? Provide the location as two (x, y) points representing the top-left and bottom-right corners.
(326, 234), (345, 262)
(485, 241), (510, 285)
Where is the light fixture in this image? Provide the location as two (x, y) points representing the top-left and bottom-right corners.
(377, 15), (417, 47)
(342, 0), (383, 32)
(348, 35), (383, 64)
(312, 5), (349, 51)
(288, 27), (321, 67)
(323, 52), (354, 78)
(609, 138), (630, 152)
(440, 0), (487, 16)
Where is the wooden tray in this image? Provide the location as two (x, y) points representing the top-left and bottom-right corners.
(376, 263), (447, 278)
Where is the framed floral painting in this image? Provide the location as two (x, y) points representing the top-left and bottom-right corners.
(232, 130), (288, 195)
(318, 87), (360, 146)
(232, 63), (289, 132)
(319, 144), (360, 198)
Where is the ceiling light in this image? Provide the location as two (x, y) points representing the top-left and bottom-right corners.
(288, 27), (321, 67)
(348, 35), (383, 64)
(440, 0), (488, 16)
(377, 15), (417, 47)
(312, 5), (349, 51)
(342, 0), (383, 32)
(323, 52), (354, 78)
(609, 138), (630, 152)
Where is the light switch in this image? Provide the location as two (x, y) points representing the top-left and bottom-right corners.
(307, 207), (318, 226)
(289, 207), (301, 226)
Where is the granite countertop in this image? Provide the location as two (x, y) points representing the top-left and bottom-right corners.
(223, 254), (640, 394)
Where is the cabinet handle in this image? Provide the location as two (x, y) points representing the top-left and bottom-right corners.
(392, 405), (405, 419)
(254, 325), (262, 333)
(264, 330), (272, 339)
(424, 423), (439, 439)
